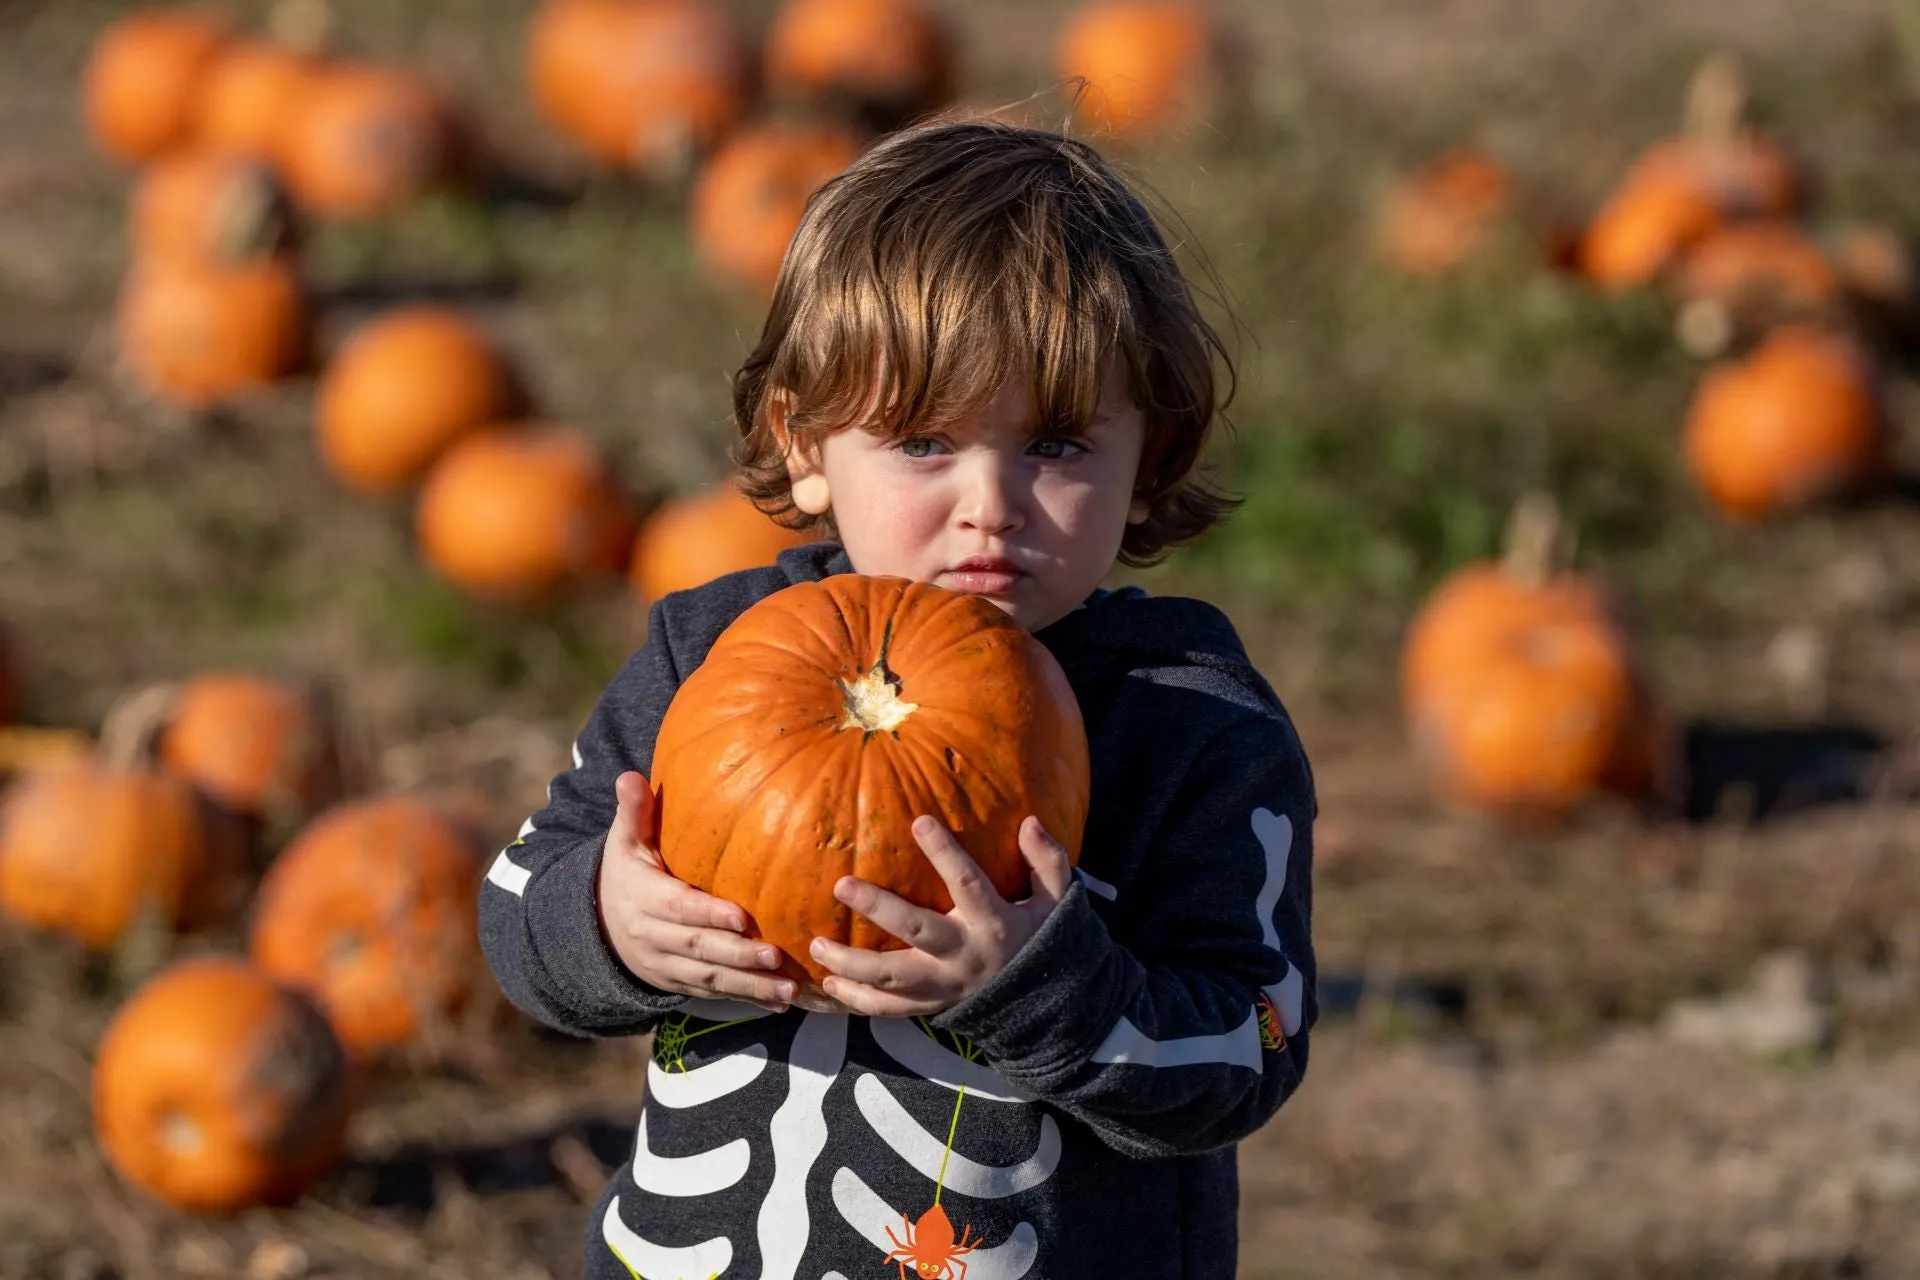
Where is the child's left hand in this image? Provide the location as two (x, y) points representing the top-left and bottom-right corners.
(810, 814), (1073, 1017)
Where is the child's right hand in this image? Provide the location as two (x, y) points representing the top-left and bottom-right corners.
(597, 771), (796, 1013)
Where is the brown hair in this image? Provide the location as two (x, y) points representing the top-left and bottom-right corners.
(730, 114), (1238, 567)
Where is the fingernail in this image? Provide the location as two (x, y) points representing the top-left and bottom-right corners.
(776, 982), (795, 1000)
(912, 815), (937, 837)
(809, 939), (827, 960)
(757, 946), (779, 969)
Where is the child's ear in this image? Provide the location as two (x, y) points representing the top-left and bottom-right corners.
(770, 389), (832, 516)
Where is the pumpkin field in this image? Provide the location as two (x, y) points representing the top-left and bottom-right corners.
(4, 0), (1920, 1275)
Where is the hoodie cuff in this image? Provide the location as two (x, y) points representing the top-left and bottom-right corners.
(931, 882), (1130, 1082)
(526, 836), (688, 1029)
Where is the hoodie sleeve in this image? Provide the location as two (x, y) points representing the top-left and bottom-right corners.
(931, 713), (1317, 1158)
(477, 602), (691, 1038)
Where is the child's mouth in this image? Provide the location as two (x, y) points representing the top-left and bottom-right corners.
(942, 559), (1026, 596)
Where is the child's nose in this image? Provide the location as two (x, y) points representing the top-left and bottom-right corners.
(955, 459), (1024, 534)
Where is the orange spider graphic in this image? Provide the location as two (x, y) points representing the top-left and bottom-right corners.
(885, 1202), (980, 1279)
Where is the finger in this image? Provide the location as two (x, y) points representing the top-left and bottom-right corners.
(831, 876), (965, 955)
(610, 772), (661, 864)
(658, 956), (798, 1008)
(809, 935), (940, 990)
(820, 975), (941, 1019)
(643, 877), (750, 934)
(910, 815), (1004, 915)
(1018, 816), (1074, 903)
(635, 916), (782, 970)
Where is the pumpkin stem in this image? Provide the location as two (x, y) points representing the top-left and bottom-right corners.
(97, 682), (180, 771)
(838, 658), (918, 734)
(267, 0), (333, 56)
(1500, 492), (1571, 586)
(1682, 51), (1751, 149)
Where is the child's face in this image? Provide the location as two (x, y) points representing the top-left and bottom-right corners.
(787, 367), (1150, 632)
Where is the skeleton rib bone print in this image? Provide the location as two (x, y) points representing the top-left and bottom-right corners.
(851, 1073), (1061, 1196)
(831, 1169), (1039, 1279)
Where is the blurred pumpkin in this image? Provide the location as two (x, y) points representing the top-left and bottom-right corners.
(156, 673), (339, 822)
(690, 123), (861, 293)
(81, 9), (233, 163)
(526, 0), (749, 177)
(250, 795), (481, 1056)
(92, 955), (354, 1214)
(764, 0), (956, 130)
(629, 483), (811, 601)
(1402, 496), (1662, 818)
(191, 38), (324, 164)
(278, 63), (462, 219)
(315, 307), (519, 495)
(1682, 326), (1888, 520)
(415, 423), (635, 604)
(0, 765), (243, 949)
(1579, 53), (1805, 292)
(1375, 149), (1515, 276)
(1056, 0), (1213, 139)
(1671, 221), (1841, 356)
(115, 252), (310, 408)
(129, 149), (297, 265)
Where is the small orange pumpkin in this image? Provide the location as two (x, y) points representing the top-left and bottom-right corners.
(191, 38), (323, 163)
(1671, 222), (1840, 347)
(81, 9), (233, 163)
(764, 0), (957, 129)
(690, 123), (862, 294)
(654, 576), (1091, 989)
(250, 796), (480, 1056)
(415, 423), (635, 604)
(156, 673), (339, 822)
(1402, 497), (1659, 818)
(1056, 0), (1213, 139)
(129, 149), (297, 265)
(92, 955), (354, 1214)
(526, 0), (749, 177)
(1682, 326), (1888, 520)
(115, 253), (310, 408)
(278, 63), (462, 219)
(1579, 54), (1804, 292)
(1375, 149), (1515, 276)
(0, 765), (243, 949)
(315, 307), (519, 495)
(629, 483), (811, 601)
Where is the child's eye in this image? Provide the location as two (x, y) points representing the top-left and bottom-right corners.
(1030, 437), (1087, 461)
(894, 437), (946, 459)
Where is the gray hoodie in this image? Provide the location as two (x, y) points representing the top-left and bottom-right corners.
(479, 541), (1317, 1279)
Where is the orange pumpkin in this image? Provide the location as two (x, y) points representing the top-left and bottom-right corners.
(1056, 1), (1212, 139)
(92, 955), (354, 1213)
(690, 123), (862, 293)
(278, 64), (461, 219)
(81, 9), (233, 163)
(0, 765), (243, 949)
(629, 483), (811, 601)
(1671, 222), (1840, 353)
(415, 423), (635, 604)
(526, 0), (749, 176)
(764, 0), (956, 128)
(249, 796), (480, 1056)
(129, 149), (297, 265)
(1375, 149), (1515, 276)
(315, 307), (519, 495)
(1683, 326), (1888, 520)
(191, 39), (323, 163)
(1402, 498), (1659, 818)
(156, 673), (338, 821)
(653, 576), (1091, 988)
(1578, 55), (1804, 292)
(115, 252), (310, 408)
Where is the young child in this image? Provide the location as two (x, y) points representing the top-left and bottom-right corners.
(480, 117), (1317, 1280)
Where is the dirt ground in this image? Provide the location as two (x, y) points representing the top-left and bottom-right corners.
(2, 0), (1919, 1276)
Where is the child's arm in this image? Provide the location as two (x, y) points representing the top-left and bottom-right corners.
(476, 626), (687, 1036)
(930, 714), (1316, 1159)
